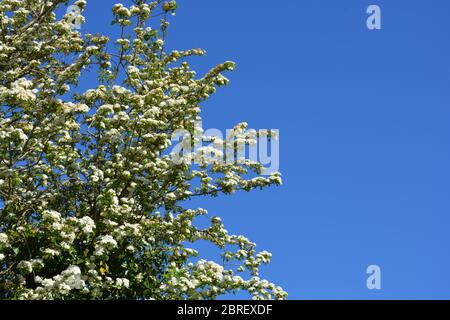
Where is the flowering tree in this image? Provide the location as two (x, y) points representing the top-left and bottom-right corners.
(0, 0), (286, 300)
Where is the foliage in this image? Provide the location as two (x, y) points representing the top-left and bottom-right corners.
(0, 0), (286, 300)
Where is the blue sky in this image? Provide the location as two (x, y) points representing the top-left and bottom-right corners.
(79, 0), (450, 299)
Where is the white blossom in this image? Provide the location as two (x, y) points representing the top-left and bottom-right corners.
(79, 216), (96, 234)
(17, 261), (33, 274)
(0, 233), (8, 246)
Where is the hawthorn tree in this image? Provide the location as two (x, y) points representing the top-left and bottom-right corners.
(0, 0), (286, 300)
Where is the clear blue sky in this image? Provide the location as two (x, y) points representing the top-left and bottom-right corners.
(80, 0), (450, 299)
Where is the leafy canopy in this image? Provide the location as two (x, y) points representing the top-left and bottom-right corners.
(0, 0), (286, 300)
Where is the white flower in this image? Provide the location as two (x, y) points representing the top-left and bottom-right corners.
(94, 235), (118, 256)
(17, 261), (33, 274)
(166, 192), (177, 201)
(115, 6), (131, 17)
(98, 235), (117, 247)
(98, 104), (114, 113)
(43, 248), (60, 257)
(10, 78), (37, 101)
(65, 265), (81, 276)
(13, 128), (28, 142)
(52, 222), (63, 230)
(112, 85), (129, 95)
(79, 216), (95, 234)
(127, 66), (140, 74)
(74, 103), (90, 113)
(41, 278), (55, 288)
(115, 278), (130, 288)
(42, 210), (62, 222)
(0, 233), (8, 246)
(31, 259), (44, 270)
